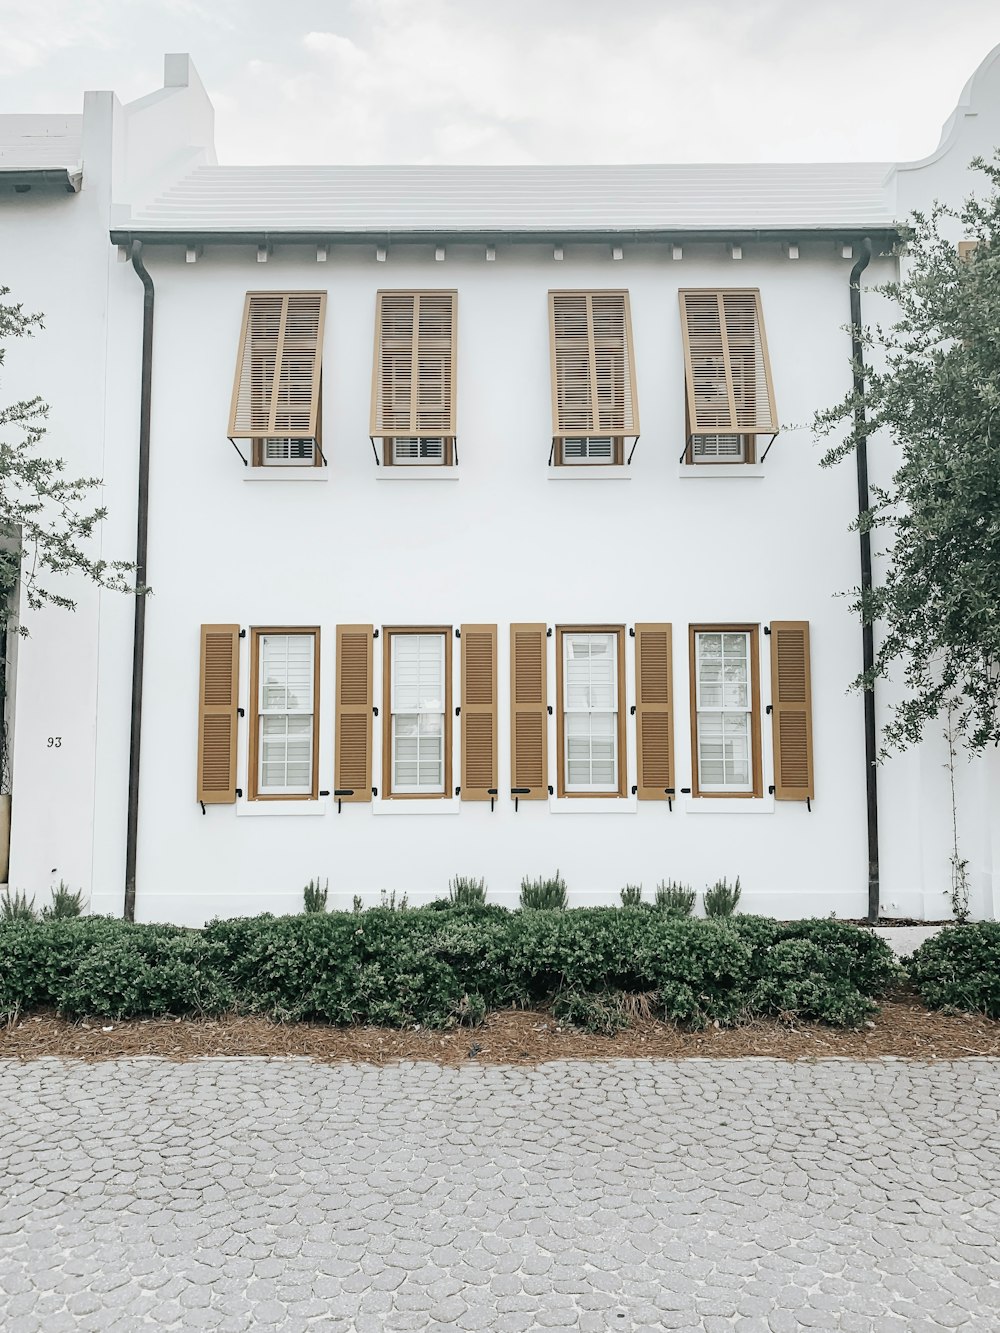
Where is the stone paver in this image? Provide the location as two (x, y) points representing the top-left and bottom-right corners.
(1, 1057), (999, 1330)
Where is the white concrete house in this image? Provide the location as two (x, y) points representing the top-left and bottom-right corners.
(2, 49), (1000, 926)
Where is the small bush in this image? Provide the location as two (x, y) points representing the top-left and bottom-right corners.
(379, 889), (409, 911)
(520, 871), (567, 911)
(908, 923), (1000, 1018)
(449, 876), (487, 907)
(655, 881), (695, 917)
(703, 876), (741, 918)
(619, 884), (643, 908)
(1, 889), (36, 923)
(302, 878), (328, 914)
(40, 882), (86, 921)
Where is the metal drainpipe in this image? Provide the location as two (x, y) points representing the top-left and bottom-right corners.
(124, 241), (154, 923)
(849, 237), (880, 923)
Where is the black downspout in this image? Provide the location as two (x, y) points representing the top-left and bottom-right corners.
(850, 237), (880, 923)
(124, 241), (154, 923)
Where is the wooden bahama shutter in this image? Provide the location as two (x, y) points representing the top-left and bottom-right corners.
(510, 624), (548, 800)
(461, 624), (498, 801)
(679, 290), (778, 439)
(769, 621), (814, 801)
(549, 291), (639, 442)
(335, 625), (374, 803)
(197, 625), (240, 804)
(371, 291), (457, 452)
(634, 623), (674, 800)
(228, 292), (326, 449)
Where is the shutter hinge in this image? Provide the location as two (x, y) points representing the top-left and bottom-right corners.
(334, 788), (354, 813)
(764, 626), (771, 635)
(630, 705), (636, 715)
(680, 787), (691, 795)
(546, 628), (552, 637)
(488, 788), (497, 812)
(373, 629), (379, 638)
(629, 627), (635, 637)
(371, 786), (378, 798)
(199, 800), (206, 815)
(511, 786), (529, 811)
(766, 704), (773, 715)
(373, 706), (379, 716)
(239, 629), (246, 639)
(320, 790), (330, 797)
(666, 787), (675, 812)
(548, 785), (554, 796)
(455, 706), (460, 716)
(455, 628), (461, 638)
(547, 705), (553, 715)
(238, 707), (245, 718)
(631, 785), (637, 795)
(235, 788), (243, 798)
(768, 784), (776, 795)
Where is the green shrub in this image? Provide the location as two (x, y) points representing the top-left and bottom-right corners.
(655, 881), (695, 917)
(520, 870), (567, 911)
(449, 876), (487, 907)
(40, 882), (86, 920)
(1, 889), (36, 923)
(703, 876), (741, 918)
(302, 877), (328, 914)
(619, 884), (643, 908)
(908, 923), (1000, 1018)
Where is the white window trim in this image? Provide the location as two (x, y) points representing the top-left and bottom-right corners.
(695, 630), (753, 795)
(390, 632), (447, 796)
(390, 436), (446, 465)
(677, 464), (764, 481)
(682, 795), (774, 815)
(261, 438), (316, 466)
(372, 798), (461, 816)
(257, 632), (316, 798)
(237, 798), (329, 818)
(548, 796), (637, 814)
(243, 471), (329, 483)
(548, 467), (631, 482)
(376, 469), (459, 482)
(561, 436), (618, 464)
(562, 630), (620, 795)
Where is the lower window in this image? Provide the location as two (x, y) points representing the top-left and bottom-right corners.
(383, 627), (452, 797)
(689, 625), (761, 797)
(556, 626), (626, 796)
(690, 434), (753, 463)
(249, 628), (319, 799)
(560, 437), (623, 465)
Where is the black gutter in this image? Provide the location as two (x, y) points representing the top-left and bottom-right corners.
(849, 237), (879, 923)
(124, 241), (154, 923)
(1, 168), (81, 193)
(109, 225), (901, 250)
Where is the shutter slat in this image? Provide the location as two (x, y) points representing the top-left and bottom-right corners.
(229, 292), (325, 443)
(510, 624), (548, 799)
(550, 291), (638, 439)
(372, 291), (457, 439)
(461, 624), (498, 801)
(335, 625), (373, 803)
(679, 289), (778, 437)
(770, 621), (814, 801)
(197, 625), (240, 804)
(635, 623), (674, 800)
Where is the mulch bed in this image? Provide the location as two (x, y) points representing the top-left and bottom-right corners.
(2, 995), (998, 1065)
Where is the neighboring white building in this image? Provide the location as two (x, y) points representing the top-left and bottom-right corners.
(1, 49), (999, 926)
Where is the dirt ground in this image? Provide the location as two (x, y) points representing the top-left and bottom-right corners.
(2, 995), (998, 1065)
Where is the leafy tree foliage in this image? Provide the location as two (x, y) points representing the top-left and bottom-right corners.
(0, 287), (132, 630)
(814, 156), (1000, 754)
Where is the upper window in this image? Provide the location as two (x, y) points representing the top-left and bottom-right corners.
(229, 293), (326, 467)
(678, 290), (778, 464)
(689, 626), (762, 797)
(383, 628), (452, 797)
(371, 293), (457, 467)
(556, 627), (626, 796)
(249, 629), (319, 799)
(549, 292), (638, 466)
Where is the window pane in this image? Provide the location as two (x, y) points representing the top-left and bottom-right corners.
(565, 633), (615, 709)
(261, 634), (313, 712)
(723, 714), (750, 785)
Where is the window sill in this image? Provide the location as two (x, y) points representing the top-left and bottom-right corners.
(372, 798), (461, 814)
(682, 795), (775, 814)
(548, 797), (638, 814)
(236, 798), (328, 817)
(375, 468), (460, 482)
(242, 469), (329, 483)
(677, 464), (765, 480)
(548, 467), (631, 482)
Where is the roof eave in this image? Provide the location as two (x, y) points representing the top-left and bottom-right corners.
(0, 167), (82, 194)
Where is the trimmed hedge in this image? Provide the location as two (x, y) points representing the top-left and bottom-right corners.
(0, 907), (901, 1031)
(908, 923), (1000, 1019)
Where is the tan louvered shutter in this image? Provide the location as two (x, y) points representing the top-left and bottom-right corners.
(770, 621), (814, 801)
(679, 290), (778, 437)
(371, 291), (457, 438)
(197, 625), (240, 804)
(549, 291), (638, 438)
(461, 624), (498, 801)
(228, 292), (326, 442)
(335, 625), (373, 803)
(634, 623), (674, 800)
(510, 624), (548, 800)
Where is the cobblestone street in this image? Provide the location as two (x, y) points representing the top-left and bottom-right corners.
(1, 1057), (998, 1331)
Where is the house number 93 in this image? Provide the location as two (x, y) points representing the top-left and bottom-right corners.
(47, 737), (62, 748)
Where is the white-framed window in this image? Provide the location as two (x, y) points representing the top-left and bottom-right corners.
(562, 436), (617, 464)
(691, 434), (747, 463)
(262, 437), (316, 466)
(390, 632), (447, 793)
(391, 437), (445, 464)
(256, 632), (316, 796)
(694, 630), (753, 792)
(562, 630), (619, 792)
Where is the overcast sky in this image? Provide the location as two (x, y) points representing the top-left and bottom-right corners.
(2, 0), (999, 166)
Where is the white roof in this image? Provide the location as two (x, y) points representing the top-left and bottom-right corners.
(0, 116), (83, 172)
(126, 161), (897, 235)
